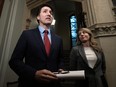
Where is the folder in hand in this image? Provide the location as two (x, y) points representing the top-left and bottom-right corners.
(55, 70), (85, 79)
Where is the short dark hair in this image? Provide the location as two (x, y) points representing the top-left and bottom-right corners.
(36, 3), (53, 16)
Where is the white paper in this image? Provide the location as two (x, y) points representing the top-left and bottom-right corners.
(56, 70), (85, 79)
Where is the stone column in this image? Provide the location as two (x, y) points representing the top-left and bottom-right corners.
(92, 0), (115, 23)
(82, 0), (115, 26)
(90, 20), (116, 87)
(82, 0), (116, 87)
(0, 0), (26, 87)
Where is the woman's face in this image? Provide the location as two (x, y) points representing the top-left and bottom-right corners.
(78, 30), (90, 43)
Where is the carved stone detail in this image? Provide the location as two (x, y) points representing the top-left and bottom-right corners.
(89, 22), (116, 37)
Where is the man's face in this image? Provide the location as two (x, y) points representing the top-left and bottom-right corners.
(37, 6), (53, 26)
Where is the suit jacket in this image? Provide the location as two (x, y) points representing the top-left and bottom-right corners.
(9, 28), (64, 87)
(69, 45), (108, 87)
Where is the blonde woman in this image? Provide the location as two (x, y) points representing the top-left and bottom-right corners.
(69, 28), (108, 87)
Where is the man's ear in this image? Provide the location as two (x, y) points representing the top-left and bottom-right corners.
(37, 16), (40, 20)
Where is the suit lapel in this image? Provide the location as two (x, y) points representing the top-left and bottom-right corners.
(33, 28), (47, 56)
(49, 30), (55, 56)
(78, 45), (89, 66)
(93, 50), (100, 69)
(78, 45), (101, 69)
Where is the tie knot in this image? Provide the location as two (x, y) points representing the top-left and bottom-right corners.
(44, 30), (49, 34)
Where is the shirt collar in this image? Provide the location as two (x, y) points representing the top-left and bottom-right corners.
(38, 26), (51, 34)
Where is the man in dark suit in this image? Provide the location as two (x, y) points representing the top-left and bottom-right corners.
(9, 4), (64, 87)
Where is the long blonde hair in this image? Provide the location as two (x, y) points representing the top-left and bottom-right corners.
(77, 28), (101, 52)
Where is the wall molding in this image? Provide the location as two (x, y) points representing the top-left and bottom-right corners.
(89, 22), (116, 37)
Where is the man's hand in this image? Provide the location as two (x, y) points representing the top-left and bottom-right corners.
(35, 69), (58, 82)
